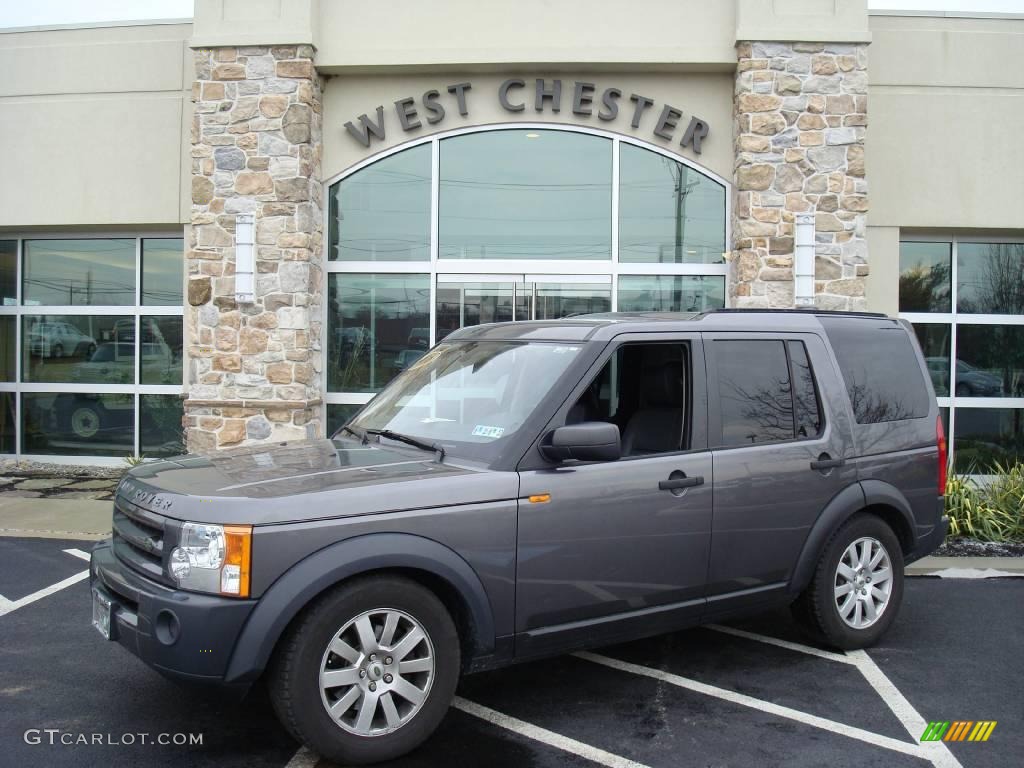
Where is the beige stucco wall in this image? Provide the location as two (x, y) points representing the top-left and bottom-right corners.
(867, 14), (1024, 231)
(322, 72), (735, 184)
(0, 22), (192, 231)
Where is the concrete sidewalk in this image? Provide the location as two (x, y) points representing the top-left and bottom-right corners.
(0, 494), (1022, 574)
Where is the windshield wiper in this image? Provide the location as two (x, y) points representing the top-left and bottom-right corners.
(335, 424), (367, 444)
(364, 429), (446, 462)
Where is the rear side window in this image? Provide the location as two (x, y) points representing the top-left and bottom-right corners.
(820, 318), (929, 423)
(714, 339), (824, 447)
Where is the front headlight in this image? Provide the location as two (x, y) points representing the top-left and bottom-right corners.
(169, 522), (252, 597)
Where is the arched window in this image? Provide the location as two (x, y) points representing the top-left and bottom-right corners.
(324, 126), (730, 430)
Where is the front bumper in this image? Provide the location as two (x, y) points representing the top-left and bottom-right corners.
(89, 541), (256, 684)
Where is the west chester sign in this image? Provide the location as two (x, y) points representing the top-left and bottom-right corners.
(343, 78), (710, 154)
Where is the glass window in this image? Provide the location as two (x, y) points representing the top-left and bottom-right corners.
(23, 392), (134, 456)
(436, 281), (517, 342)
(0, 316), (14, 382)
(0, 392), (13, 453)
(0, 240), (16, 305)
(327, 404), (363, 437)
(955, 325), (1024, 398)
(141, 239), (184, 305)
(349, 340), (583, 463)
(534, 283), (611, 319)
(329, 145), (431, 261)
(957, 243), (1024, 315)
(23, 239), (135, 306)
(820, 317), (929, 423)
(788, 341), (823, 439)
(912, 323), (952, 397)
(439, 129), (612, 260)
(22, 315), (132, 384)
(953, 408), (1024, 473)
(898, 242), (951, 313)
(618, 275), (725, 313)
(568, 343), (690, 455)
(715, 340), (794, 447)
(140, 394), (185, 458)
(619, 144), (725, 264)
(327, 274), (430, 393)
(140, 316), (183, 385)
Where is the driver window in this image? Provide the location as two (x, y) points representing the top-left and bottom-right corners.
(567, 343), (690, 457)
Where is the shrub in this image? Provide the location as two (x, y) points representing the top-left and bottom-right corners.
(944, 461), (1024, 542)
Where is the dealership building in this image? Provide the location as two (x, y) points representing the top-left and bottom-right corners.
(0, 0), (1021, 467)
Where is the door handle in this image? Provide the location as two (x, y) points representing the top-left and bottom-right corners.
(810, 454), (845, 471)
(659, 475), (704, 491)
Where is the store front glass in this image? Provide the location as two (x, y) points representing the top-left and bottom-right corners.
(0, 236), (185, 459)
(899, 238), (1024, 471)
(325, 125), (730, 433)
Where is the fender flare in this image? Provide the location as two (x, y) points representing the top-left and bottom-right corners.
(858, 478), (918, 547)
(223, 532), (496, 684)
(789, 482), (865, 596)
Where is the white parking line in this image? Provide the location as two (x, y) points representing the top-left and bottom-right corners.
(574, 651), (926, 760)
(283, 746), (319, 768)
(453, 696), (651, 768)
(0, 570), (89, 617)
(846, 649), (962, 768)
(705, 624), (855, 665)
(63, 548), (92, 562)
(685, 625), (962, 768)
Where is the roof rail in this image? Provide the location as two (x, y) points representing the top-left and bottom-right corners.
(700, 308), (888, 319)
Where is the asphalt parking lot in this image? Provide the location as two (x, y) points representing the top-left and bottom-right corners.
(0, 536), (1020, 768)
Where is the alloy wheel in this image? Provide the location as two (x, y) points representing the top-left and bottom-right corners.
(834, 536), (893, 629)
(318, 608), (435, 737)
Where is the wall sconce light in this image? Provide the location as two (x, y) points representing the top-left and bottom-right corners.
(794, 213), (816, 308)
(235, 213), (255, 304)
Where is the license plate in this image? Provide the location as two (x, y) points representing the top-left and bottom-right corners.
(92, 588), (114, 640)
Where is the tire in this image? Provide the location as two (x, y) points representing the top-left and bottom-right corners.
(268, 575), (460, 765)
(955, 383), (970, 397)
(85, 343), (97, 359)
(52, 343), (64, 359)
(791, 513), (904, 650)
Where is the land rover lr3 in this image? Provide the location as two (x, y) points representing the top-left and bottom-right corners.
(90, 310), (948, 764)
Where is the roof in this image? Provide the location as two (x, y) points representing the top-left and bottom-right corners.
(444, 309), (896, 343)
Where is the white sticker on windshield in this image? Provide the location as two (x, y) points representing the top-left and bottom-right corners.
(472, 425), (505, 439)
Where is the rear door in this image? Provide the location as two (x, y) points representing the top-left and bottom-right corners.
(704, 332), (856, 610)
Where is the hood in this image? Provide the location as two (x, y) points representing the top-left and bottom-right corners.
(119, 438), (515, 526)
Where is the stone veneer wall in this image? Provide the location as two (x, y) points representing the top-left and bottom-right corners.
(186, 45), (324, 451)
(732, 41), (869, 309)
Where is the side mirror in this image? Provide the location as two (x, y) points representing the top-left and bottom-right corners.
(540, 422), (621, 463)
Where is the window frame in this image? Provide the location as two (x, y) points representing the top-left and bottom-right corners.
(520, 332), (709, 470)
(706, 333), (828, 451)
(898, 233), (1024, 470)
(0, 232), (186, 464)
(323, 123), (732, 425)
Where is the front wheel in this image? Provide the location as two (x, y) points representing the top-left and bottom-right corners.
(792, 513), (904, 650)
(269, 576), (460, 765)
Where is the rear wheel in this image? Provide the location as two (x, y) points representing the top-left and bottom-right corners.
(792, 513), (904, 650)
(269, 576), (460, 765)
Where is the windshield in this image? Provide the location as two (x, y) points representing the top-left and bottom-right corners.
(346, 340), (583, 462)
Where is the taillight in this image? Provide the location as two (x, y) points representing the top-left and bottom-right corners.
(937, 415), (947, 495)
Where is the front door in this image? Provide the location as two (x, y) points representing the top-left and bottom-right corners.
(435, 274), (611, 342)
(515, 334), (712, 657)
(703, 332), (856, 611)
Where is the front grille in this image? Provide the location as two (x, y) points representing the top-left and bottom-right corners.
(112, 495), (171, 585)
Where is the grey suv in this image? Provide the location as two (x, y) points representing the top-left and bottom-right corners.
(89, 310), (948, 765)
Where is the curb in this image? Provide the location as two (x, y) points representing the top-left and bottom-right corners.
(907, 556), (1024, 576)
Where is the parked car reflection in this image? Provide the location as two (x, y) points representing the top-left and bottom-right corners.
(25, 321), (96, 359)
(925, 356), (1004, 397)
